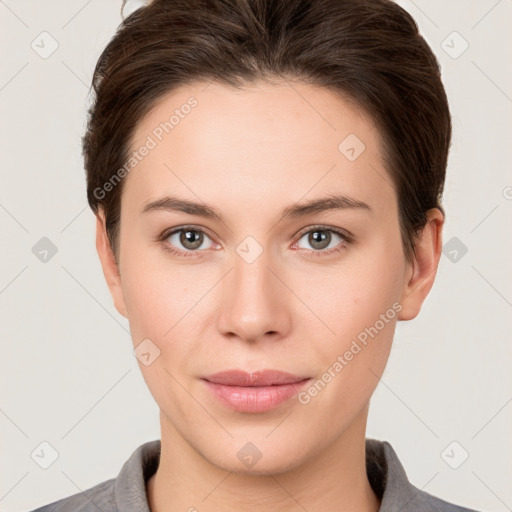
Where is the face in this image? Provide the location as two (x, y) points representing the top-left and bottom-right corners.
(97, 79), (442, 474)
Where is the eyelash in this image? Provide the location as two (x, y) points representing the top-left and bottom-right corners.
(157, 224), (354, 259)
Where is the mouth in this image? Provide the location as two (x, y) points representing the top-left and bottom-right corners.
(202, 369), (310, 386)
(201, 369), (312, 413)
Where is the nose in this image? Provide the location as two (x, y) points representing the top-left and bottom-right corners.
(217, 245), (291, 344)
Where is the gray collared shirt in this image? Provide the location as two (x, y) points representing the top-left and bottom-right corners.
(30, 438), (481, 511)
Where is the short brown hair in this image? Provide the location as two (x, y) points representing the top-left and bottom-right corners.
(82, 0), (451, 262)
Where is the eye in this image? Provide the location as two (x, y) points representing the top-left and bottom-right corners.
(158, 224), (353, 259)
(294, 226), (352, 256)
(160, 226), (217, 257)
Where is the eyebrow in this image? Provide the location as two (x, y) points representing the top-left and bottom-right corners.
(141, 193), (373, 222)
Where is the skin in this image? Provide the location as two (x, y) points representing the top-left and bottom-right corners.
(96, 79), (443, 512)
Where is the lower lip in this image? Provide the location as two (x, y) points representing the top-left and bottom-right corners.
(202, 379), (311, 413)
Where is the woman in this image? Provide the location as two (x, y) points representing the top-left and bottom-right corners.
(31, 0), (481, 510)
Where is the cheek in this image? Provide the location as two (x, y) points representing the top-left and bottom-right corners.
(118, 226), (190, 337)
(119, 255), (206, 410)
(302, 248), (404, 340)
(119, 241), (221, 373)
(121, 263), (200, 342)
(294, 240), (404, 401)
(294, 253), (402, 427)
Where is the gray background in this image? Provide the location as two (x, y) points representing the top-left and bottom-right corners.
(1, 0), (511, 510)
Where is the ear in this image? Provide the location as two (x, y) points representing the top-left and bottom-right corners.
(95, 210), (128, 318)
(398, 208), (444, 321)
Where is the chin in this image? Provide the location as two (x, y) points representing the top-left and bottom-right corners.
(202, 438), (310, 477)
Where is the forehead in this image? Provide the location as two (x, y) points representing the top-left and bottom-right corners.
(123, 80), (395, 216)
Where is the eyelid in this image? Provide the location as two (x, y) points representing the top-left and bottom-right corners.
(294, 224), (354, 243)
(160, 224), (217, 242)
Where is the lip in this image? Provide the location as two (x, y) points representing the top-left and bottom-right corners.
(201, 370), (311, 413)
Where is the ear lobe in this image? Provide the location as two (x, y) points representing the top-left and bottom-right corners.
(398, 208), (444, 321)
(95, 210), (128, 318)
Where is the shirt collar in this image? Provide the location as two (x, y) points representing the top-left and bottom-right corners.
(113, 438), (419, 511)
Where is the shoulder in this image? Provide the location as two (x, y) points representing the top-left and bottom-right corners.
(366, 438), (483, 512)
(28, 439), (160, 512)
(27, 478), (116, 512)
(406, 483), (482, 512)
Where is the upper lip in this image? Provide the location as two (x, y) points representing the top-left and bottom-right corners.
(202, 370), (310, 387)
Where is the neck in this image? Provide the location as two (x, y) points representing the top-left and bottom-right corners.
(147, 406), (379, 512)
